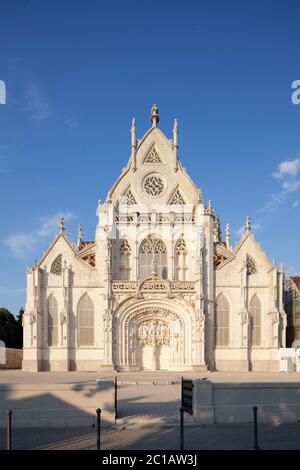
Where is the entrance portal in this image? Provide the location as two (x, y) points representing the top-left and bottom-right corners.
(115, 305), (191, 370)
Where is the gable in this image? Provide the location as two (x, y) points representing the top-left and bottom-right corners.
(107, 126), (200, 207)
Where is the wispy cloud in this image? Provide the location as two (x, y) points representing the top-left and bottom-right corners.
(236, 222), (262, 238)
(3, 211), (78, 259)
(65, 117), (79, 128)
(257, 158), (300, 213)
(22, 82), (50, 121)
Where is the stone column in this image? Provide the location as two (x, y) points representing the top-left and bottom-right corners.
(22, 266), (42, 371)
(101, 235), (114, 369)
(57, 261), (70, 371)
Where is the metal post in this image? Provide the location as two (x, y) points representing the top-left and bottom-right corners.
(96, 408), (101, 450)
(115, 376), (118, 421)
(253, 406), (260, 450)
(180, 407), (184, 451)
(6, 409), (12, 450)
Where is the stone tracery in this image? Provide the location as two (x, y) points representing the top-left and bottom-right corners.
(143, 174), (164, 197)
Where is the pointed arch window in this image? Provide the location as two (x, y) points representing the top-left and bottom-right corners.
(215, 293), (230, 347)
(119, 239), (131, 280)
(77, 294), (94, 347)
(249, 294), (261, 346)
(48, 294), (59, 347)
(51, 255), (62, 275)
(175, 236), (187, 281)
(139, 236), (167, 279)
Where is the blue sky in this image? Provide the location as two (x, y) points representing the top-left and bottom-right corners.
(1, 0), (300, 315)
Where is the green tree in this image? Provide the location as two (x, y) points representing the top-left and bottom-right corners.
(15, 307), (24, 348)
(0, 308), (18, 348)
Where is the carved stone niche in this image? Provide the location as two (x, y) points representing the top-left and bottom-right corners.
(137, 319), (171, 348)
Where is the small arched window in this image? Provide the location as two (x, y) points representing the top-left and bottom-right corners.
(139, 236), (167, 279)
(119, 240), (131, 280)
(215, 293), (230, 347)
(77, 294), (94, 347)
(48, 294), (58, 347)
(249, 294), (261, 346)
(51, 255), (62, 275)
(175, 236), (187, 281)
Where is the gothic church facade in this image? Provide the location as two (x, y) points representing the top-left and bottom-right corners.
(23, 106), (286, 372)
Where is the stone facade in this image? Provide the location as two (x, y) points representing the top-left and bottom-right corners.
(23, 105), (286, 372)
(285, 276), (300, 346)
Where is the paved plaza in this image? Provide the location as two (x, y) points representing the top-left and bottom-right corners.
(1, 370), (300, 449)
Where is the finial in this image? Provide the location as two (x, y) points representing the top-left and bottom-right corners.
(77, 224), (83, 249)
(225, 223), (231, 249)
(245, 216), (251, 232)
(59, 217), (65, 233)
(150, 104), (159, 127)
(206, 200), (214, 215)
(197, 188), (203, 204)
(131, 118), (136, 144)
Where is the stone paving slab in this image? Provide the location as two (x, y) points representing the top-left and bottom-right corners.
(1, 423), (300, 450)
(1, 369), (300, 384)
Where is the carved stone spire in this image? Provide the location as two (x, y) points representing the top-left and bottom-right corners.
(245, 215), (251, 233)
(59, 217), (65, 234)
(150, 104), (159, 127)
(214, 215), (221, 243)
(205, 199), (214, 216)
(131, 117), (137, 172)
(225, 223), (231, 249)
(77, 224), (83, 249)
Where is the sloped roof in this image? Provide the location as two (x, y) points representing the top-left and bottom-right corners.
(291, 276), (300, 290)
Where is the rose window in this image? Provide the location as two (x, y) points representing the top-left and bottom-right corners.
(143, 174), (164, 197)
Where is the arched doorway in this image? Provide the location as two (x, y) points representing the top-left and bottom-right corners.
(114, 301), (193, 371)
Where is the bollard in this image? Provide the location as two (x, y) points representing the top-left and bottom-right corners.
(115, 376), (118, 421)
(96, 408), (101, 450)
(252, 406), (260, 450)
(180, 407), (184, 451)
(6, 410), (12, 450)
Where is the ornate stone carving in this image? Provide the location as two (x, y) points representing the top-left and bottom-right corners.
(140, 236), (167, 254)
(175, 237), (187, 254)
(137, 319), (171, 347)
(120, 239), (131, 255)
(143, 174), (164, 197)
(60, 311), (67, 325)
(125, 306), (182, 328)
(169, 189), (185, 205)
(112, 280), (195, 294)
(121, 189), (137, 205)
(246, 254), (256, 275)
(144, 147), (162, 164)
(51, 255), (62, 275)
(29, 311), (37, 324)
